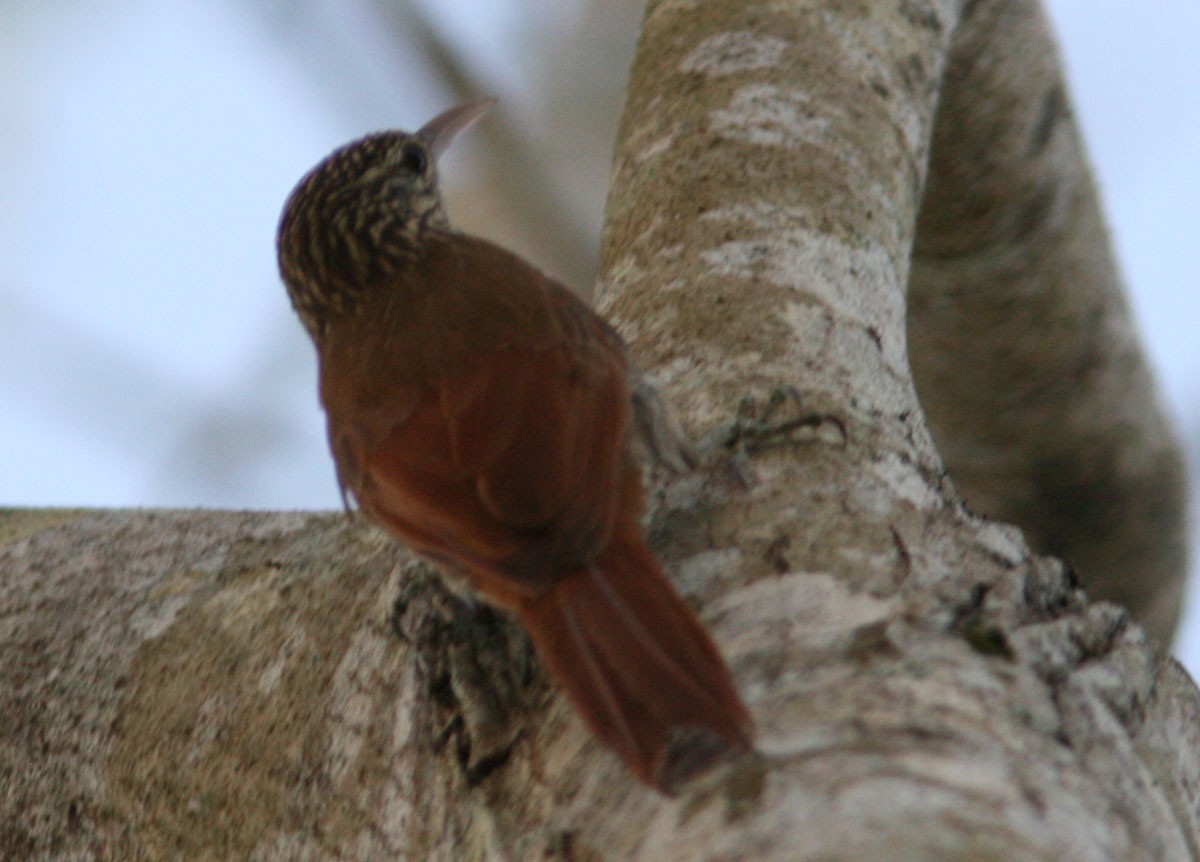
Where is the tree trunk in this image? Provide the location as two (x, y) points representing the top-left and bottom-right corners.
(1, 0), (1193, 859)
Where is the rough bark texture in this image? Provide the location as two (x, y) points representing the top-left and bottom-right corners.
(1, 0), (1194, 859)
(908, 0), (1189, 645)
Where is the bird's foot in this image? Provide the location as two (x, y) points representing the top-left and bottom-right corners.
(630, 378), (699, 474)
(698, 387), (845, 484)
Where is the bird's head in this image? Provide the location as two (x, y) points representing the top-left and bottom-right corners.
(277, 98), (494, 339)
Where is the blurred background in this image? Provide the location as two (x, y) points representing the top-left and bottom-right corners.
(1, 2), (1195, 664)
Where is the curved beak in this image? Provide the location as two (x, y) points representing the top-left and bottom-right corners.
(416, 98), (497, 160)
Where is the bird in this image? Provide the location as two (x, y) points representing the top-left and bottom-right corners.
(276, 99), (753, 793)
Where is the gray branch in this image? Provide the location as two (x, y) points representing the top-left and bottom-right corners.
(908, 0), (1188, 644)
(1, 0), (1194, 858)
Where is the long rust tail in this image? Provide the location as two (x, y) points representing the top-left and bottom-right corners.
(516, 521), (753, 792)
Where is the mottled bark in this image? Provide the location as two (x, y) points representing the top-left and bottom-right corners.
(1, 0), (1193, 859)
(908, 0), (1188, 644)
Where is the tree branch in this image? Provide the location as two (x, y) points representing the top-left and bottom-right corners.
(908, 0), (1189, 644)
(1, 0), (1194, 858)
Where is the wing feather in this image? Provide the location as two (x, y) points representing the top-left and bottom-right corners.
(322, 233), (633, 599)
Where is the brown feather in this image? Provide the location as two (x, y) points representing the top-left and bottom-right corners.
(279, 121), (754, 791)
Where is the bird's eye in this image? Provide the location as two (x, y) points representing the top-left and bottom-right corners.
(399, 141), (428, 174)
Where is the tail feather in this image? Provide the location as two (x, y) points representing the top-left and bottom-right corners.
(517, 523), (752, 792)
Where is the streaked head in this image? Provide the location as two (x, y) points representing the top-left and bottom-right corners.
(277, 99), (494, 338)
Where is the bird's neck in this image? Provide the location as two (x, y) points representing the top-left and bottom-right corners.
(285, 203), (457, 338)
